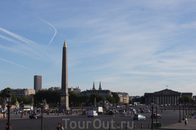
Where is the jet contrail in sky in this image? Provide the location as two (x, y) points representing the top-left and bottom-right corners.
(0, 27), (35, 44)
(0, 58), (30, 70)
(38, 17), (57, 45)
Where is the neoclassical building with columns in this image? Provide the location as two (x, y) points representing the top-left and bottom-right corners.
(144, 89), (193, 105)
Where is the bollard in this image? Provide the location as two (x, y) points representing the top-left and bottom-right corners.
(148, 124), (150, 129)
(134, 123), (136, 129)
(141, 123), (143, 129)
(117, 123), (120, 130)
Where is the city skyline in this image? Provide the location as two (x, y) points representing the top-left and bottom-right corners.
(1, 1), (196, 96)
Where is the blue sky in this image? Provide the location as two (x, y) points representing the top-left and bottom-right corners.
(0, 0), (196, 96)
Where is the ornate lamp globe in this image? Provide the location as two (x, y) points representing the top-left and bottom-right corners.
(6, 91), (12, 103)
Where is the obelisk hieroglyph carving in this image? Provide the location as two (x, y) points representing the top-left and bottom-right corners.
(60, 41), (70, 110)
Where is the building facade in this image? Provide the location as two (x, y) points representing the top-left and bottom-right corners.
(117, 92), (129, 104)
(80, 82), (112, 97)
(68, 87), (82, 94)
(144, 89), (193, 105)
(12, 89), (35, 98)
(34, 75), (42, 93)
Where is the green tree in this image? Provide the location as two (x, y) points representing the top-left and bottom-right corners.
(0, 87), (33, 105)
(112, 92), (120, 104)
(0, 87), (17, 104)
(81, 94), (89, 105)
(190, 98), (194, 104)
(69, 92), (81, 106)
(140, 96), (145, 104)
(89, 93), (104, 104)
(19, 96), (32, 104)
(106, 96), (115, 104)
(183, 96), (190, 104)
(0, 97), (3, 104)
(34, 90), (61, 107)
(179, 97), (184, 104)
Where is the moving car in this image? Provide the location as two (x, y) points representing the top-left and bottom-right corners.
(108, 110), (114, 115)
(133, 114), (146, 120)
(151, 113), (162, 119)
(88, 110), (98, 117)
(29, 113), (41, 119)
(92, 107), (103, 115)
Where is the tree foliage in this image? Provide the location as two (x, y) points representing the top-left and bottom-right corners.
(89, 93), (104, 104)
(183, 96), (190, 104)
(81, 94), (89, 105)
(69, 92), (81, 106)
(112, 92), (120, 104)
(179, 97), (183, 104)
(106, 96), (115, 104)
(34, 90), (60, 107)
(190, 98), (194, 104)
(0, 87), (31, 104)
(179, 96), (193, 104)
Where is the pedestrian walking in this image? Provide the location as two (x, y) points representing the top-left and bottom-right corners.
(185, 118), (188, 125)
(63, 109), (65, 115)
(60, 123), (64, 130)
(55, 122), (60, 130)
(47, 110), (49, 115)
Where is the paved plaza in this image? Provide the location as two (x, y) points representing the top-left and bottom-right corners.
(0, 110), (196, 130)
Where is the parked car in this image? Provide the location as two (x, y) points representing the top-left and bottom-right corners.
(133, 114), (146, 120)
(151, 113), (162, 119)
(29, 113), (41, 119)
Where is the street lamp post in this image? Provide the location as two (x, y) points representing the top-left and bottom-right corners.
(20, 101), (23, 118)
(185, 104), (187, 117)
(182, 104), (184, 120)
(179, 104), (181, 123)
(156, 104), (158, 123)
(58, 102), (61, 116)
(82, 103), (84, 111)
(40, 102), (44, 130)
(6, 91), (12, 130)
(151, 99), (154, 130)
(57, 102), (59, 116)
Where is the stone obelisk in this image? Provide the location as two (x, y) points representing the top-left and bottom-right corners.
(60, 41), (70, 110)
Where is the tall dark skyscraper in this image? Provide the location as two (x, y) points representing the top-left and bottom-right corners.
(60, 41), (70, 110)
(34, 75), (42, 93)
